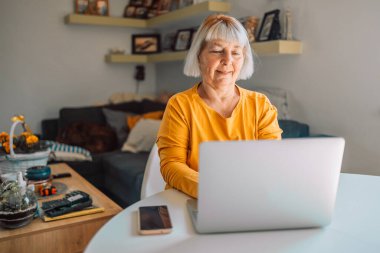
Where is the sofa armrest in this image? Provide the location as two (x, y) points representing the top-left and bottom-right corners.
(278, 120), (310, 138)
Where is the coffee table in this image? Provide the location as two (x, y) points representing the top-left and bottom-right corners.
(0, 163), (122, 253)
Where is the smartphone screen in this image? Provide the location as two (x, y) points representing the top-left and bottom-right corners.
(138, 205), (172, 235)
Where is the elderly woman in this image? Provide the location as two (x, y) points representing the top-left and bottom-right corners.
(156, 14), (282, 198)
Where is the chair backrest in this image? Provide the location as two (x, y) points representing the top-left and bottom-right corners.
(140, 144), (166, 199)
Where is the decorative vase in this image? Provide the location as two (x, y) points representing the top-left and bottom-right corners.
(0, 172), (37, 229)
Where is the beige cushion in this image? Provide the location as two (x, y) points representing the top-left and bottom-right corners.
(109, 92), (156, 104)
(121, 119), (161, 153)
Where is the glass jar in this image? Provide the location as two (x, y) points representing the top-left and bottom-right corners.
(0, 172), (37, 229)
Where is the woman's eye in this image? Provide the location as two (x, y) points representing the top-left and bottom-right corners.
(211, 50), (223, 54)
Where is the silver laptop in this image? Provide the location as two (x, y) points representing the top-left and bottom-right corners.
(187, 137), (345, 233)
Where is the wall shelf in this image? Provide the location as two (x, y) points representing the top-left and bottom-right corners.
(64, 1), (230, 29)
(105, 40), (303, 63)
(105, 51), (188, 63)
(252, 40), (303, 55)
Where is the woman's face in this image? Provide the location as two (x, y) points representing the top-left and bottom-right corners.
(198, 39), (244, 88)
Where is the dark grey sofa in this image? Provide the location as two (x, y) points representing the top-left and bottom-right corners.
(41, 100), (312, 208)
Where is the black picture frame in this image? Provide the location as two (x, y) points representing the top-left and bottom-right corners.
(257, 9), (280, 42)
(132, 34), (161, 54)
(135, 6), (148, 18)
(162, 32), (177, 51)
(173, 28), (193, 51)
(124, 5), (136, 17)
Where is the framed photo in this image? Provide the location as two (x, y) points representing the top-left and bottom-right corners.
(86, 0), (109, 16)
(75, 0), (89, 14)
(124, 5), (136, 17)
(132, 34), (161, 54)
(239, 16), (260, 43)
(143, 0), (154, 7)
(162, 32), (177, 51)
(257, 9), (280, 42)
(157, 0), (172, 15)
(173, 29), (193, 51)
(96, 0), (109, 16)
(135, 6), (148, 18)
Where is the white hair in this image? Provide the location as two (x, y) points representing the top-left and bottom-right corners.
(184, 14), (254, 80)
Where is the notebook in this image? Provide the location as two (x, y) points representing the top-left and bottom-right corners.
(187, 137), (345, 233)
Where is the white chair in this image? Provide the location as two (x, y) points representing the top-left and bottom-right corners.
(140, 144), (166, 199)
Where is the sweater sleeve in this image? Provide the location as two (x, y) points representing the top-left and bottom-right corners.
(156, 98), (198, 198)
(258, 97), (283, 140)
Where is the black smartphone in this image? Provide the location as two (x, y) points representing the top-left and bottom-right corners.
(138, 205), (173, 235)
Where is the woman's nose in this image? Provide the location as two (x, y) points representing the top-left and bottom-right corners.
(222, 52), (233, 65)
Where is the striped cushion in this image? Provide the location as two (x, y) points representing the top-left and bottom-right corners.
(46, 141), (92, 161)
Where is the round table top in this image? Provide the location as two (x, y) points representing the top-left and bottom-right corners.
(85, 173), (380, 253)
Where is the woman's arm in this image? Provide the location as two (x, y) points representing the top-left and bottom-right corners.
(157, 99), (198, 198)
(258, 97), (283, 140)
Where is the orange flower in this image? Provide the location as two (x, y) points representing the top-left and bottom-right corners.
(20, 131), (32, 138)
(2, 142), (16, 154)
(26, 135), (39, 146)
(0, 132), (9, 143)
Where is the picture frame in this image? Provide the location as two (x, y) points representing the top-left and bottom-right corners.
(86, 0), (109, 16)
(239, 16), (260, 43)
(143, 0), (154, 7)
(132, 34), (161, 54)
(147, 8), (158, 18)
(162, 32), (177, 51)
(257, 9), (280, 42)
(124, 5), (136, 17)
(96, 0), (109, 16)
(75, 0), (89, 14)
(157, 0), (172, 15)
(173, 29), (193, 51)
(135, 6), (148, 18)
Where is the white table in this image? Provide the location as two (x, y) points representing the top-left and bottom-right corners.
(85, 174), (380, 253)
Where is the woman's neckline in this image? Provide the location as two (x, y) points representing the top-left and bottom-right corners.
(194, 82), (242, 119)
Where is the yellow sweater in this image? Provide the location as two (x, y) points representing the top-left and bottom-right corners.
(156, 83), (283, 198)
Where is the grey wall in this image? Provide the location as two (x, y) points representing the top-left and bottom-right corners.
(156, 0), (380, 176)
(0, 0), (156, 133)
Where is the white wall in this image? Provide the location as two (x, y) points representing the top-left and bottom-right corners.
(0, 0), (156, 133)
(1, 0), (379, 176)
(156, 0), (380, 176)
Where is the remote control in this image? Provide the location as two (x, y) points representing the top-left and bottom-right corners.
(52, 173), (72, 179)
(41, 190), (92, 216)
(44, 199), (93, 217)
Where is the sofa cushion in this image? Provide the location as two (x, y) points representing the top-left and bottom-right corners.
(102, 108), (135, 146)
(122, 119), (161, 153)
(56, 122), (118, 153)
(103, 151), (149, 207)
(46, 140), (92, 161)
